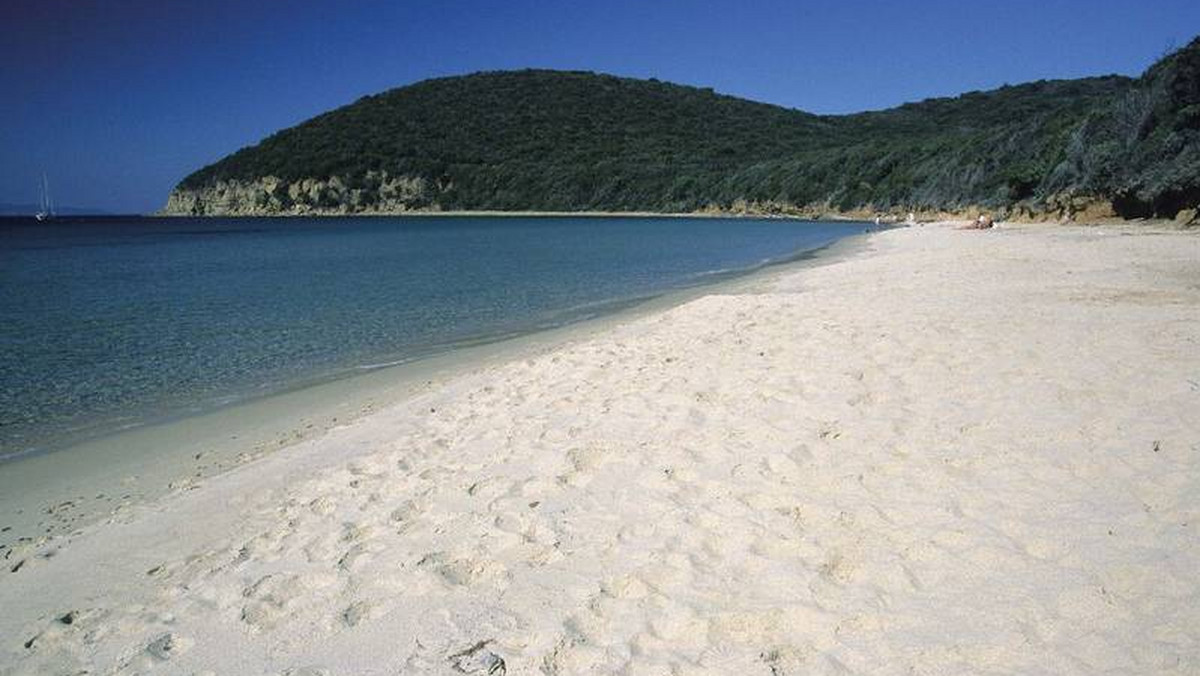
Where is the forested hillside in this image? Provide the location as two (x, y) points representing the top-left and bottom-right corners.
(166, 36), (1200, 221)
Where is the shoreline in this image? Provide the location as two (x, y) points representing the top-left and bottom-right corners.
(3, 221), (1196, 674)
(8, 207), (1191, 230)
(152, 209), (822, 220)
(0, 224), (873, 556)
(1, 211), (818, 221)
(151, 206), (1197, 227)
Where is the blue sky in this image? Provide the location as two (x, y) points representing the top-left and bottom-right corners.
(2, 0), (1198, 213)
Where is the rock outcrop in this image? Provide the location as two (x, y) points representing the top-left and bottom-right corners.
(161, 172), (438, 216)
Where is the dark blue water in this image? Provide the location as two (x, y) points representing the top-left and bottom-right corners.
(0, 216), (864, 456)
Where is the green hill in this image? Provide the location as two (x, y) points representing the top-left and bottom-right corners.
(165, 36), (1200, 221)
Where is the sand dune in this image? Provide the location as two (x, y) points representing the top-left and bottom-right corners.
(2, 223), (1198, 675)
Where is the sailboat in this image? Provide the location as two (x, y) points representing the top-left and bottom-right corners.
(34, 173), (54, 221)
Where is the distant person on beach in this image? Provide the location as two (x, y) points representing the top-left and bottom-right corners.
(959, 214), (994, 230)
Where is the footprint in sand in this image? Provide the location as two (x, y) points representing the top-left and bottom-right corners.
(448, 639), (507, 674)
(108, 631), (195, 673)
(761, 453), (803, 483)
(21, 606), (113, 658)
(308, 495), (338, 516)
(234, 526), (295, 563)
(540, 636), (611, 674)
(336, 541), (380, 572)
(817, 421), (842, 441)
(759, 645), (813, 675)
(340, 599), (378, 628)
(145, 632), (194, 661)
(557, 445), (615, 487)
(417, 550), (509, 589)
(389, 498), (427, 530)
(241, 571), (335, 631)
(817, 549), (857, 585)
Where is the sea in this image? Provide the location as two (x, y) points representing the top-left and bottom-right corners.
(0, 215), (866, 459)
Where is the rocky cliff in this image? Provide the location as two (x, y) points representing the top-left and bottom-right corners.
(162, 172), (437, 216)
(163, 180), (1198, 224)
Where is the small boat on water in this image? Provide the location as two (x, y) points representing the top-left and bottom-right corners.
(34, 173), (54, 221)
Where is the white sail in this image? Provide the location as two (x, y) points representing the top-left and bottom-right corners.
(35, 173), (52, 221)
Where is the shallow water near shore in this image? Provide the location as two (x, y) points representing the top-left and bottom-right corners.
(0, 215), (865, 459)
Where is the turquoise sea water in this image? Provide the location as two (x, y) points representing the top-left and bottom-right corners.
(0, 216), (865, 457)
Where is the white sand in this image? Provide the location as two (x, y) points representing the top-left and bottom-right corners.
(2, 222), (1198, 675)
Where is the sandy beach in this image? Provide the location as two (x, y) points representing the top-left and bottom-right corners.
(2, 222), (1198, 675)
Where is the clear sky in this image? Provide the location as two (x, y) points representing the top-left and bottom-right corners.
(2, 0), (1198, 213)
